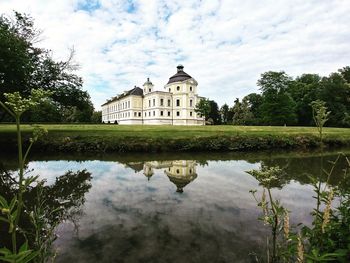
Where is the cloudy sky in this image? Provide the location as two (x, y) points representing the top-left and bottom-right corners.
(1, 0), (349, 109)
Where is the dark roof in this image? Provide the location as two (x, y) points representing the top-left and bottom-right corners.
(167, 65), (192, 84)
(101, 86), (143, 106)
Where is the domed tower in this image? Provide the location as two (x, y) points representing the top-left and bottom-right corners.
(143, 77), (154, 95)
(143, 163), (154, 181)
(164, 65), (203, 125)
(165, 160), (198, 193)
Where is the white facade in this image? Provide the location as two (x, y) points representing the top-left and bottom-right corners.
(101, 65), (205, 125)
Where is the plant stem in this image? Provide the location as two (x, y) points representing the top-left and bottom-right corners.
(13, 115), (24, 254)
(267, 188), (278, 262)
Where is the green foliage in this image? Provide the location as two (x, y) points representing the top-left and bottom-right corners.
(232, 98), (254, 125)
(194, 98), (210, 120)
(219, 104), (229, 124)
(0, 11), (94, 123)
(91, 111), (102, 123)
(310, 100), (331, 142)
(248, 153), (350, 262)
(208, 100), (221, 124)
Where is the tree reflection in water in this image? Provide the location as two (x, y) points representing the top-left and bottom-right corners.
(0, 164), (92, 262)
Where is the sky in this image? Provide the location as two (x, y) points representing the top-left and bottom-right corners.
(1, 0), (349, 110)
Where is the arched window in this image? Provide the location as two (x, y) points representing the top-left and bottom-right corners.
(190, 86), (192, 91)
(177, 86), (180, 91)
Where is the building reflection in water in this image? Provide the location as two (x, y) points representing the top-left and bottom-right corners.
(125, 160), (198, 193)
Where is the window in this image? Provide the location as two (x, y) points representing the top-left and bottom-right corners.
(153, 111), (155, 116)
(190, 111), (193, 117)
(167, 99), (171, 106)
(128, 101), (130, 108)
(153, 99), (155, 106)
(134, 112), (137, 117)
(177, 86), (180, 91)
(190, 99), (193, 107)
(168, 111), (171, 116)
(160, 111), (163, 116)
(149, 88), (151, 92)
(176, 99), (180, 107)
(169, 88), (171, 92)
(190, 86), (192, 91)
(145, 112), (146, 117)
(138, 112), (141, 117)
(176, 169), (180, 174)
(160, 98), (164, 106)
(149, 100), (151, 107)
(148, 111), (151, 116)
(176, 111), (180, 117)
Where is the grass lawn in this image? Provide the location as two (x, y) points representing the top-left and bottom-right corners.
(1, 124), (349, 153)
(0, 124), (349, 139)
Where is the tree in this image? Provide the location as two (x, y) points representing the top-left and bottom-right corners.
(338, 66), (350, 83)
(288, 74), (321, 126)
(208, 100), (221, 125)
(258, 71), (297, 125)
(220, 103), (229, 124)
(318, 72), (350, 127)
(0, 12), (94, 122)
(242, 93), (263, 125)
(91, 111), (102, 123)
(195, 98), (210, 120)
(232, 98), (253, 125)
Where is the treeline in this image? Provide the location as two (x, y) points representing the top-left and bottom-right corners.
(0, 12), (100, 123)
(201, 67), (350, 127)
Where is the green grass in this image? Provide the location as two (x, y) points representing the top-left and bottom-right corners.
(0, 124), (349, 153)
(0, 124), (349, 138)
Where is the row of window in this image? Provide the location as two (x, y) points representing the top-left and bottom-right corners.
(147, 98), (194, 108)
(144, 111), (194, 117)
(168, 86), (193, 92)
(104, 110), (196, 120)
(104, 100), (131, 114)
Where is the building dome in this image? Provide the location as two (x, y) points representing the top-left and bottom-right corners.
(167, 65), (192, 84)
(143, 77), (153, 86)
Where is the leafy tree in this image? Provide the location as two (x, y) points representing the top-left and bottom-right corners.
(288, 74), (321, 126)
(338, 66), (350, 83)
(208, 100), (221, 125)
(91, 111), (102, 123)
(0, 11), (94, 122)
(318, 73), (350, 127)
(242, 93), (263, 125)
(232, 98), (253, 125)
(220, 103), (229, 124)
(258, 71), (297, 125)
(195, 98), (210, 120)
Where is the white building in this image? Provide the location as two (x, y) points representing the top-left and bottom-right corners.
(101, 65), (205, 125)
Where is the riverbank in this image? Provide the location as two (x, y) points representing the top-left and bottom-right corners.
(0, 124), (350, 153)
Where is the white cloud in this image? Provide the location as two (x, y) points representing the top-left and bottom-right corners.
(1, 0), (349, 109)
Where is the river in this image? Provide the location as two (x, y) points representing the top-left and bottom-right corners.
(0, 149), (349, 262)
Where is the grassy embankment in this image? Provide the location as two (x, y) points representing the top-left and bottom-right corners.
(0, 124), (350, 153)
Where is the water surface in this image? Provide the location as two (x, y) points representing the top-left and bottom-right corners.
(1, 150), (349, 262)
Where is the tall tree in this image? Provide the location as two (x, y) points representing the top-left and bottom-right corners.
(288, 74), (321, 126)
(242, 93), (263, 125)
(0, 12), (94, 122)
(258, 71), (297, 125)
(195, 98), (210, 120)
(232, 98), (253, 125)
(220, 103), (229, 124)
(208, 100), (221, 125)
(318, 72), (350, 127)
